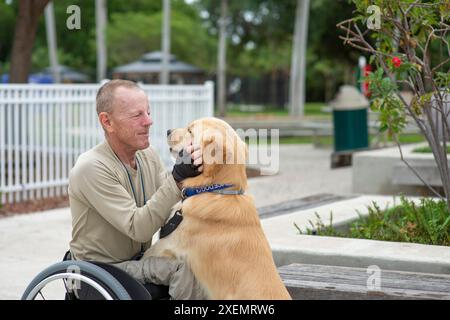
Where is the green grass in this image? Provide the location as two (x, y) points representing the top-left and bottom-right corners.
(224, 102), (329, 118)
(396, 134), (425, 144)
(296, 196), (450, 246)
(245, 133), (425, 146)
(413, 145), (450, 153)
(279, 136), (333, 145)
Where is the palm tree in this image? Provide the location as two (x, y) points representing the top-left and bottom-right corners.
(160, 0), (171, 84)
(44, 1), (60, 83)
(289, 0), (310, 116)
(217, 0), (228, 117)
(96, 0), (107, 82)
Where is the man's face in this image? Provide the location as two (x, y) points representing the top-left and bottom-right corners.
(108, 87), (153, 151)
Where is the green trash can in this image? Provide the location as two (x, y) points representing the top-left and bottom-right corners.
(330, 85), (369, 152)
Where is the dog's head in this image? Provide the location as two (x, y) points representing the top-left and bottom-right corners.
(167, 117), (248, 187)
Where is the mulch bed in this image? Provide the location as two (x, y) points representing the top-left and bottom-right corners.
(0, 195), (69, 217)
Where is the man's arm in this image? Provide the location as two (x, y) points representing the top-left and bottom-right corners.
(69, 159), (181, 243)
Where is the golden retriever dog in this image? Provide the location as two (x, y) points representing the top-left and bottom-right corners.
(144, 117), (291, 300)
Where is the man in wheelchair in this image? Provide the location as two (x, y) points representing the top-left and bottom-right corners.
(66, 80), (205, 300)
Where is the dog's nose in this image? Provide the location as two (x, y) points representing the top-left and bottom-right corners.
(167, 129), (172, 137)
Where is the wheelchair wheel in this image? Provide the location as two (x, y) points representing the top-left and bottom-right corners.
(21, 261), (132, 300)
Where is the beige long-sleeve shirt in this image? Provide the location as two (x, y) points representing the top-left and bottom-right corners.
(68, 140), (181, 263)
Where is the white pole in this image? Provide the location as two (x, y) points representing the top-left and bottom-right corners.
(45, 1), (61, 83)
(7, 95), (12, 203)
(42, 93), (48, 199)
(96, 0), (107, 82)
(28, 91), (35, 200)
(13, 90), (19, 202)
(0, 91), (5, 204)
(21, 92), (27, 200)
(161, 0), (171, 84)
(217, 0), (228, 117)
(289, 0), (310, 116)
(36, 94), (42, 199)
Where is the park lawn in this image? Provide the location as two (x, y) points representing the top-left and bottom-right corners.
(225, 102), (329, 118)
(413, 145), (450, 153)
(276, 133), (425, 146)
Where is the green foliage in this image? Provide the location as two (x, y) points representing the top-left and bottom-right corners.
(1, 0), (364, 102)
(367, 69), (406, 137)
(349, 0), (450, 137)
(0, 1), (16, 62)
(196, 0), (358, 100)
(108, 8), (216, 73)
(435, 72), (450, 93)
(298, 197), (450, 246)
(294, 211), (345, 237)
(2, 0), (213, 77)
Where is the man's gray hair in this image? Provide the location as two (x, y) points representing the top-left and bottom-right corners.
(96, 79), (143, 115)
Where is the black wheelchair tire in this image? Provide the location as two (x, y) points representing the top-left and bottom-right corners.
(21, 260), (132, 300)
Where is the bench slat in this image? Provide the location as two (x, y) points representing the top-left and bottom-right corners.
(279, 263), (450, 300)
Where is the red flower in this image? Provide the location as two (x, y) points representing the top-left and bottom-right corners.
(391, 56), (402, 68)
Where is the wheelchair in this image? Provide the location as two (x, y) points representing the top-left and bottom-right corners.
(21, 253), (170, 300)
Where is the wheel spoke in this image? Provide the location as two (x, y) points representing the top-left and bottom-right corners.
(37, 290), (46, 300)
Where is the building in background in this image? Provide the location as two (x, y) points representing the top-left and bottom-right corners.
(112, 51), (205, 84)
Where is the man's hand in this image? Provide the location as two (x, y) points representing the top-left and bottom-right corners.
(172, 144), (203, 184)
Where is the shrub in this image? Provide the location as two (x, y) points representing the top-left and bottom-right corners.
(297, 197), (450, 246)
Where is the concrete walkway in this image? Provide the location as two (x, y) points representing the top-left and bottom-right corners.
(248, 145), (353, 207)
(0, 145), (354, 299)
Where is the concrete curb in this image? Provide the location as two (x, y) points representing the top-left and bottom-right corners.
(262, 195), (450, 275)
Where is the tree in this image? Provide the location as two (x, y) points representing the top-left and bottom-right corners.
(96, 0), (107, 82)
(161, 0), (171, 85)
(107, 10), (216, 72)
(9, 0), (50, 83)
(217, 0), (228, 117)
(338, 1), (450, 208)
(44, 1), (60, 83)
(289, 0), (310, 116)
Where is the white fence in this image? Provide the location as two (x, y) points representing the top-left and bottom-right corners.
(0, 82), (214, 204)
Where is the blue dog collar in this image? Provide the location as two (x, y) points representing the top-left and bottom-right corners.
(181, 184), (244, 199)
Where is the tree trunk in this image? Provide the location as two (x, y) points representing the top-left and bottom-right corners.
(270, 69), (278, 107)
(96, 0), (107, 82)
(9, 0), (50, 83)
(217, 0), (228, 117)
(160, 0), (171, 85)
(324, 73), (335, 103)
(289, 0), (310, 117)
(45, 1), (60, 83)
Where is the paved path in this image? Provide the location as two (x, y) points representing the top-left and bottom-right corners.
(248, 145), (352, 207)
(0, 145), (353, 299)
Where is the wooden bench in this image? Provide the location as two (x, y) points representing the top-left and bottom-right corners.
(278, 263), (450, 300)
